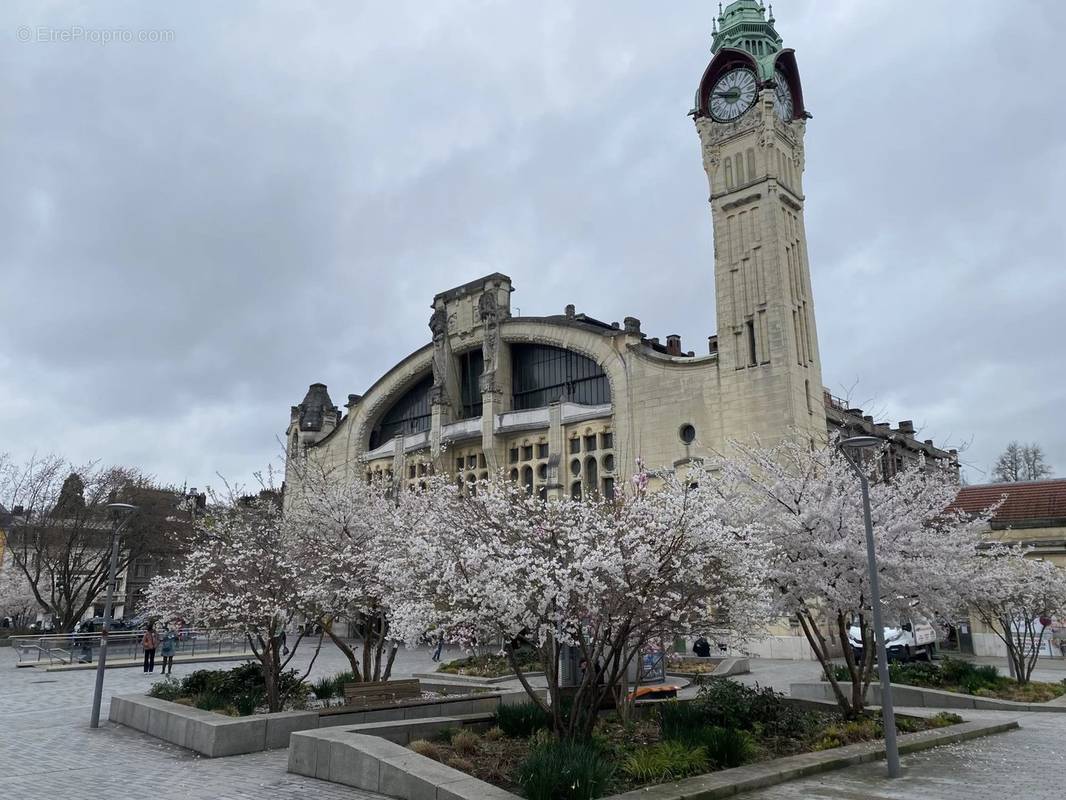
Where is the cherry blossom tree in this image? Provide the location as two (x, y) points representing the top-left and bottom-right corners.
(961, 544), (1066, 684)
(388, 465), (771, 740)
(715, 437), (992, 718)
(284, 453), (403, 683)
(144, 490), (321, 712)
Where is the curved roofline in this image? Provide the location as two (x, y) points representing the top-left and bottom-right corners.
(772, 49), (807, 119)
(355, 342), (434, 405)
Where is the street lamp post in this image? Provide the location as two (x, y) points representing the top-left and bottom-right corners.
(90, 502), (138, 729)
(838, 436), (900, 779)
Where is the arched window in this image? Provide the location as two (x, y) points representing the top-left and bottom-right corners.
(511, 344), (610, 410)
(570, 481), (582, 501)
(584, 457), (598, 496)
(522, 466), (534, 495)
(735, 152), (745, 184)
(370, 374), (432, 448)
(724, 157), (734, 189)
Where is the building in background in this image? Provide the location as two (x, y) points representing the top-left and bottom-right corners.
(952, 479), (1066, 658)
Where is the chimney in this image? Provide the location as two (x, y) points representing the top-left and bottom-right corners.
(649, 337), (660, 346)
(708, 335), (719, 354)
(564, 304), (576, 319)
(897, 420), (915, 435)
(666, 334), (682, 355)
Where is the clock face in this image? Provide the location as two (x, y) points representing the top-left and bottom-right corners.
(709, 68), (758, 122)
(773, 69), (794, 121)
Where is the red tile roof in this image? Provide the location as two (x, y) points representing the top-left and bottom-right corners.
(953, 479), (1066, 527)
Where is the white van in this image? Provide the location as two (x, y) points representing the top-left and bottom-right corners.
(847, 620), (937, 663)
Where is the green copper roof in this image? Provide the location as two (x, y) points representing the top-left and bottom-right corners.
(710, 0), (784, 80)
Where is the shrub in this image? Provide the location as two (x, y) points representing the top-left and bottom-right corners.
(887, 661), (943, 688)
(517, 740), (615, 800)
(148, 677), (182, 701)
(311, 675), (338, 700)
(494, 701), (551, 738)
(622, 741), (708, 782)
(195, 691), (229, 711)
(894, 716), (925, 733)
(693, 679), (813, 739)
(696, 726), (755, 769)
(484, 726), (505, 741)
(828, 664), (851, 682)
(451, 729), (479, 756)
(409, 739), (442, 761)
(939, 657), (974, 685)
(234, 692), (262, 716)
(930, 712), (963, 727)
(658, 701), (707, 742)
(812, 717), (878, 751)
(432, 727), (459, 744)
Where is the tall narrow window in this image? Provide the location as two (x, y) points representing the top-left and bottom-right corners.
(805, 379), (812, 414)
(522, 466), (534, 495)
(724, 157), (733, 190)
(746, 148), (756, 182)
(735, 152), (745, 184)
(746, 320), (757, 367)
(457, 348), (484, 419)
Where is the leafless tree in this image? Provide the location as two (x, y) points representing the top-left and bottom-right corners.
(0, 453), (176, 632)
(992, 442), (1054, 483)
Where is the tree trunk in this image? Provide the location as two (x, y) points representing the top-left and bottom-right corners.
(261, 638), (282, 713)
(799, 610), (859, 718)
(321, 621), (363, 681)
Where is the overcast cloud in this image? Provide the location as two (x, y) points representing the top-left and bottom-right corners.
(2, 0), (1064, 490)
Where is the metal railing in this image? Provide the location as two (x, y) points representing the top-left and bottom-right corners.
(11, 628), (252, 666)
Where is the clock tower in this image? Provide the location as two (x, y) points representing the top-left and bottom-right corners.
(694, 1), (826, 446)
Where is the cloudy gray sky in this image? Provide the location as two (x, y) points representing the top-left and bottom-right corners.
(2, 1), (1064, 490)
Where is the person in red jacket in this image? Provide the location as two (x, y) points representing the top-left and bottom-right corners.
(142, 623), (159, 673)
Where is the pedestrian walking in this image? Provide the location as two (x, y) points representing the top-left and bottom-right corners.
(159, 624), (178, 675)
(142, 622), (159, 673)
(432, 637), (445, 662)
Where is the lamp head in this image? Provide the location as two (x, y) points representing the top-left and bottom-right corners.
(838, 436), (882, 451)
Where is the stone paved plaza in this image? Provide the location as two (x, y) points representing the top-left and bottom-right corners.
(2, 643), (1066, 800)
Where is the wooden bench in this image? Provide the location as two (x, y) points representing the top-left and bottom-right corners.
(342, 679), (422, 709)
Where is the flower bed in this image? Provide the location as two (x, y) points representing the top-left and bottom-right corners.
(436, 648), (540, 678)
(148, 662), (311, 716)
(404, 679), (962, 799)
(665, 656), (723, 675)
(832, 658), (1066, 703)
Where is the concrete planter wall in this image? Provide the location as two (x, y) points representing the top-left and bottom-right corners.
(790, 681), (1066, 712)
(290, 723), (520, 800)
(110, 688), (532, 758)
(109, 695), (318, 757)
